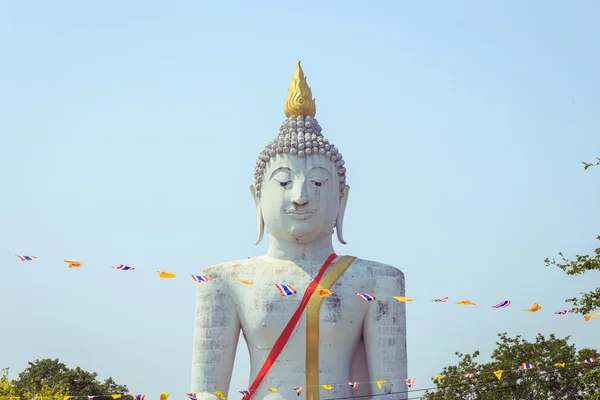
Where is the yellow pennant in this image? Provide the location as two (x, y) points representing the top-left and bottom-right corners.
(159, 393), (170, 400)
(524, 303), (542, 312)
(433, 375), (445, 381)
(64, 260), (82, 268)
(266, 388), (277, 392)
(554, 363), (565, 367)
(456, 300), (477, 306)
(376, 380), (387, 389)
(318, 289), (333, 297)
(321, 384), (333, 390)
(213, 392), (226, 400)
(494, 370), (503, 380)
(157, 270), (176, 279)
(63, 397), (74, 400)
(111, 395), (122, 399)
(235, 278), (253, 285)
(392, 296), (412, 303)
(584, 313), (600, 321)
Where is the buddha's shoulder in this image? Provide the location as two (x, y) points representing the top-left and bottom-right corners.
(350, 257), (405, 280)
(200, 258), (256, 279)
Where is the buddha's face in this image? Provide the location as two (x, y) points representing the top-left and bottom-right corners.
(258, 154), (342, 244)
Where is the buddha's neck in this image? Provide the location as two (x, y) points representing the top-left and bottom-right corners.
(266, 235), (336, 263)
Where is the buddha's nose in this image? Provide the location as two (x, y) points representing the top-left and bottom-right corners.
(291, 181), (309, 205)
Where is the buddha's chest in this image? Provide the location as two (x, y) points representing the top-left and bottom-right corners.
(232, 275), (374, 350)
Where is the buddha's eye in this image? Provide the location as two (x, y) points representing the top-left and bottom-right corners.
(275, 180), (292, 188)
(311, 180), (326, 187)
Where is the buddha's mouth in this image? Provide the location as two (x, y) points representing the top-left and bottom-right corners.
(285, 209), (317, 219)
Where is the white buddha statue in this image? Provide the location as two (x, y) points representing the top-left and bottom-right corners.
(191, 62), (407, 400)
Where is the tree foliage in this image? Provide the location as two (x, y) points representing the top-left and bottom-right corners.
(0, 369), (16, 398)
(545, 158), (600, 315)
(1, 359), (131, 400)
(582, 158), (600, 170)
(423, 333), (600, 400)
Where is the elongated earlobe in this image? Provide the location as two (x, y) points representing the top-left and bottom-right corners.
(250, 185), (264, 245)
(336, 185), (350, 244)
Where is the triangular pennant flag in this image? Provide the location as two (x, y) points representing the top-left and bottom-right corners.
(524, 303), (542, 312)
(213, 392), (226, 400)
(64, 260), (82, 268)
(157, 271), (176, 279)
(321, 384), (333, 390)
(584, 313), (600, 321)
(376, 380), (387, 389)
(494, 370), (503, 380)
(159, 394), (170, 400)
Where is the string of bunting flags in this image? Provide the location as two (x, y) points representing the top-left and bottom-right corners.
(5, 254), (600, 398)
(0, 361), (598, 400)
(12, 255), (600, 322)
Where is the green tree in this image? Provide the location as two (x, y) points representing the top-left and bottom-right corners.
(12, 359), (131, 400)
(423, 333), (599, 400)
(0, 368), (16, 398)
(545, 157), (600, 315)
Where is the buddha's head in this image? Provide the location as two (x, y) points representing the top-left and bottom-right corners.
(251, 61), (349, 246)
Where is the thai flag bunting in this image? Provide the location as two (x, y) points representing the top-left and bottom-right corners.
(135, 395), (145, 400)
(355, 293), (376, 302)
(238, 390), (250, 396)
(491, 300), (511, 308)
(16, 254), (37, 261)
(554, 309), (574, 315)
(464, 372), (474, 378)
(431, 297), (449, 303)
(404, 378), (415, 387)
(192, 275), (212, 282)
(275, 283), (297, 296)
(112, 265), (135, 271)
(584, 358), (596, 363)
(292, 387), (302, 396)
(521, 363), (535, 370)
(348, 382), (359, 391)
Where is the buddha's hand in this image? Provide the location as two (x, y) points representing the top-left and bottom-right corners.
(194, 393), (222, 400)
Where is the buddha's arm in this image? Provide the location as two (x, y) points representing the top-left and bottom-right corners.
(191, 274), (241, 399)
(363, 267), (407, 399)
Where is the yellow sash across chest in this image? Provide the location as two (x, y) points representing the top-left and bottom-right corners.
(305, 255), (357, 400)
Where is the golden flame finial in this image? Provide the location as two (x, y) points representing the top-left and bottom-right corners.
(284, 60), (316, 118)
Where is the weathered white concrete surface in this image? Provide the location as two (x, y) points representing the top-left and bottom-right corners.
(191, 256), (407, 400)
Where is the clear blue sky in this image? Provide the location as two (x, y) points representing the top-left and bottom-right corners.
(1, 0), (599, 398)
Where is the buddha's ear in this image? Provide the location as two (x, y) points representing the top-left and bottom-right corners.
(335, 185), (350, 245)
(250, 184), (264, 245)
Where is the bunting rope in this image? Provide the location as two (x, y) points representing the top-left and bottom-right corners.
(0, 364), (600, 400)
(11, 255), (600, 321)
(1, 359), (597, 400)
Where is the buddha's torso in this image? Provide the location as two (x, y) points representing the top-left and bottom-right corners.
(204, 255), (383, 399)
